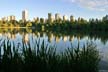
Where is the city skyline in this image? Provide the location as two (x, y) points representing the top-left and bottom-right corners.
(0, 10), (75, 22)
(1, 9), (108, 22)
(0, 0), (108, 20)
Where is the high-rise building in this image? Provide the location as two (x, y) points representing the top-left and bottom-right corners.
(70, 15), (74, 23)
(45, 18), (48, 23)
(55, 13), (62, 23)
(48, 13), (52, 20)
(7, 16), (10, 21)
(33, 17), (40, 23)
(2, 17), (7, 21)
(63, 15), (68, 21)
(55, 13), (61, 20)
(22, 10), (28, 21)
(10, 15), (16, 21)
(7, 15), (16, 21)
(48, 13), (53, 23)
(40, 18), (45, 24)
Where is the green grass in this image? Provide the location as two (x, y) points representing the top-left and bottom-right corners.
(0, 40), (100, 72)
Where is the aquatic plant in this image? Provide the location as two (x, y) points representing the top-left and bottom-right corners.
(0, 39), (100, 72)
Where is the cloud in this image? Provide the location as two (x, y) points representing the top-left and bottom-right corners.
(69, 0), (108, 11)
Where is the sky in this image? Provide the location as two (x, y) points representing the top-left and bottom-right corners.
(0, 0), (108, 20)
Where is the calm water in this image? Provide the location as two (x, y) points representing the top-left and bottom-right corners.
(0, 28), (108, 70)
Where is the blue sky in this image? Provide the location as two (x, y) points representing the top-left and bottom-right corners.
(0, 0), (108, 20)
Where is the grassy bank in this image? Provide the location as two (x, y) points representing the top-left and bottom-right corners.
(0, 40), (100, 72)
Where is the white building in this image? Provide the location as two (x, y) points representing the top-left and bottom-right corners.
(2, 17), (7, 21)
(7, 15), (16, 21)
(22, 10), (28, 21)
(48, 13), (53, 23)
(70, 15), (74, 22)
(63, 15), (68, 21)
(55, 13), (61, 20)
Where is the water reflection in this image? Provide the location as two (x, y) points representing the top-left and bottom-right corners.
(48, 33), (54, 42)
(0, 28), (108, 69)
(23, 33), (29, 43)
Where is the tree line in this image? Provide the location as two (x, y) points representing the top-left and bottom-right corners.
(0, 15), (108, 32)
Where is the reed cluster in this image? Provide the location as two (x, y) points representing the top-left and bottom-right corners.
(0, 40), (100, 72)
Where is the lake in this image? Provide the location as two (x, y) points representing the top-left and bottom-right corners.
(0, 28), (108, 70)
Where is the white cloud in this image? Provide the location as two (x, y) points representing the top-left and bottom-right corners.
(69, 0), (108, 11)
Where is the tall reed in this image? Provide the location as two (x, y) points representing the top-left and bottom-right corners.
(0, 39), (100, 72)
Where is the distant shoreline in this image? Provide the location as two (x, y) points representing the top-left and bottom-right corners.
(0, 27), (29, 28)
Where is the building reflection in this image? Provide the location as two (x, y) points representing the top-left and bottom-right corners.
(55, 36), (60, 43)
(40, 32), (43, 37)
(32, 33), (36, 38)
(48, 33), (54, 43)
(0, 33), (2, 37)
(0, 28), (108, 45)
(77, 36), (81, 41)
(37, 32), (40, 37)
(23, 33), (29, 43)
(63, 36), (68, 42)
(7, 32), (11, 39)
(69, 35), (75, 41)
(11, 34), (16, 39)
